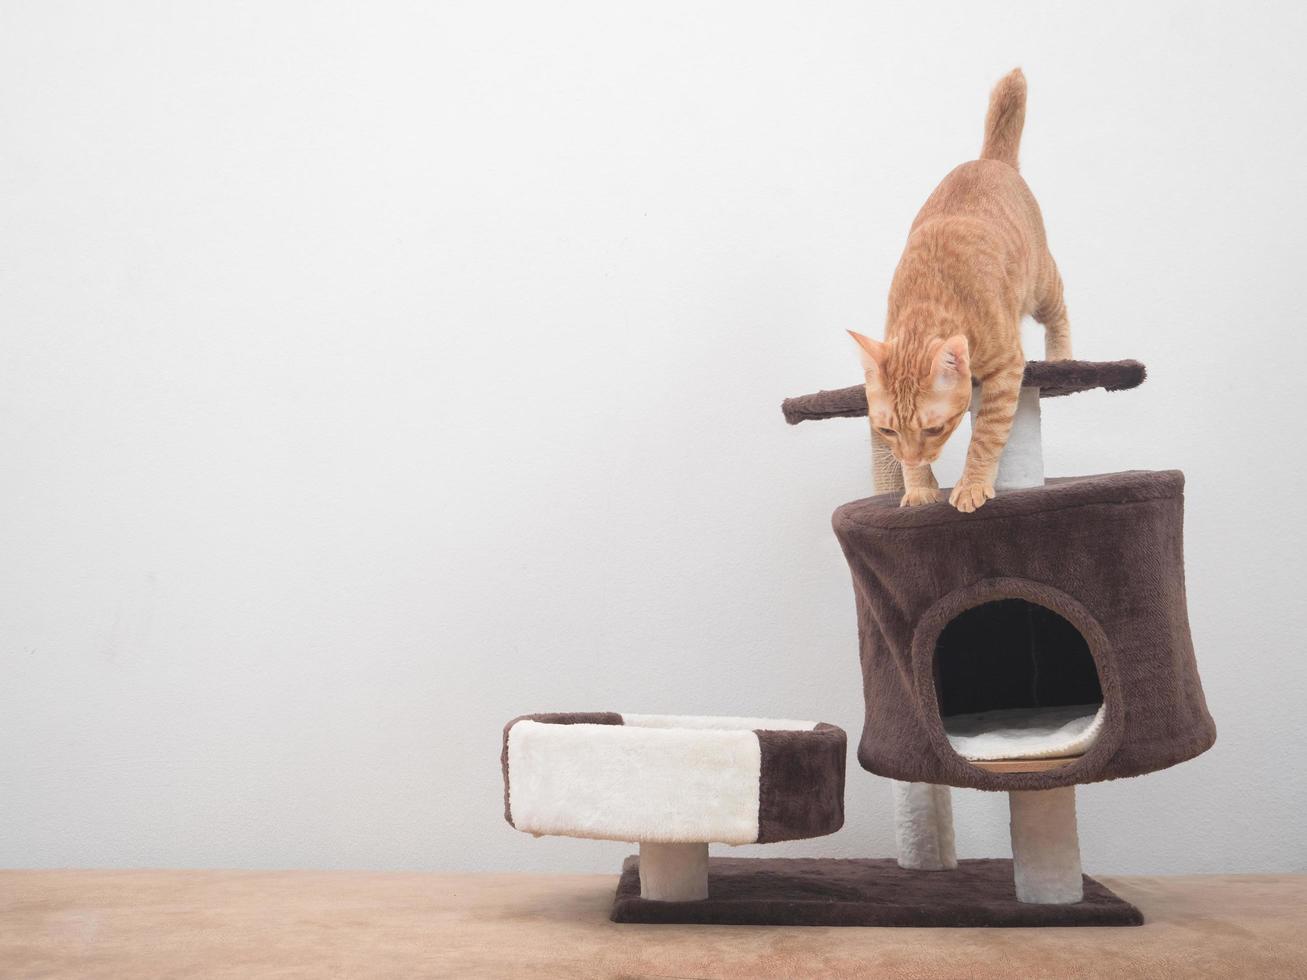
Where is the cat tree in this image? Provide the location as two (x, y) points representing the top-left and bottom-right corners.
(500, 358), (1214, 926)
(785, 358), (1215, 904)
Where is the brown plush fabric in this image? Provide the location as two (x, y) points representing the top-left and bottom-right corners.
(501, 712), (622, 826)
(832, 470), (1215, 791)
(755, 723), (846, 843)
(781, 358), (1146, 425)
(1025, 358), (1147, 395)
(611, 856), (1143, 927)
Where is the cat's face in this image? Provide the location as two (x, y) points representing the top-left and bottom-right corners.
(848, 331), (971, 468)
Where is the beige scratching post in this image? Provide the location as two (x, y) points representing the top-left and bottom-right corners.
(638, 842), (710, 902)
(1008, 787), (1083, 904)
(968, 383), (1083, 904)
(872, 425), (959, 873)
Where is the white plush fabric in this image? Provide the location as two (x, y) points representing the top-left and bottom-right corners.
(891, 781), (957, 871)
(506, 714), (817, 845)
(972, 384), (1043, 491)
(944, 703), (1104, 761)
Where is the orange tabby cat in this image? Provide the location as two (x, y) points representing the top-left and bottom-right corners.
(848, 69), (1071, 513)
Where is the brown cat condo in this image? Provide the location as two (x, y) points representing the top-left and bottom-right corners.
(501, 359), (1215, 927)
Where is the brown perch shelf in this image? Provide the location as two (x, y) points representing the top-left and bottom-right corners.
(781, 358), (1146, 425)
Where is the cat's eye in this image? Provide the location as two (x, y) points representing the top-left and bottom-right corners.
(923, 425), (944, 437)
(876, 427), (898, 438)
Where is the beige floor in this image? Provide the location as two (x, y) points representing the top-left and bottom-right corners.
(2, 869), (1304, 979)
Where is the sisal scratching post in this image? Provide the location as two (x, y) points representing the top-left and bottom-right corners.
(872, 423), (958, 872)
(871, 426), (904, 495)
(638, 842), (709, 902)
(1009, 787), (1083, 903)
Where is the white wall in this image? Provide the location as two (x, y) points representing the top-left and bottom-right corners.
(2, 1), (1304, 875)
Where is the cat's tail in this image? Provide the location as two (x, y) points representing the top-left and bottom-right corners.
(980, 68), (1026, 170)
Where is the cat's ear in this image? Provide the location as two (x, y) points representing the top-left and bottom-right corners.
(847, 331), (887, 383)
(931, 335), (970, 391)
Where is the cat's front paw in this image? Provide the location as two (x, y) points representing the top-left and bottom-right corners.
(949, 481), (995, 513)
(900, 487), (940, 508)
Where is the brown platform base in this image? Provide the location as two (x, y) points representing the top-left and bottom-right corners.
(612, 856), (1144, 927)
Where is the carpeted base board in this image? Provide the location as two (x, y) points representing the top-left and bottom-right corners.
(611, 856), (1144, 927)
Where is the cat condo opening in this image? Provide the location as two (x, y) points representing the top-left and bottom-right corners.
(933, 598), (1105, 771)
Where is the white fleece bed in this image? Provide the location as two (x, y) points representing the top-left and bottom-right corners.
(943, 703), (1105, 761)
(504, 713), (822, 845)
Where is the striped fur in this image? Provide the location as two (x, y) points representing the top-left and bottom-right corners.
(848, 69), (1072, 513)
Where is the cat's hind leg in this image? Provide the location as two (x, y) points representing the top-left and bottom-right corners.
(1035, 259), (1072, 361)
